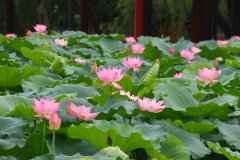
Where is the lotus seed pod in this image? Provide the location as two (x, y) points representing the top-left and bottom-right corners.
(50, 57), (65, 74)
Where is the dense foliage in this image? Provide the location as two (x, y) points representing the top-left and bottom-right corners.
(0, 30), (239, 160)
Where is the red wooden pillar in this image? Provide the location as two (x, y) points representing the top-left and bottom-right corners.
(192, 0), (212, 42)
(135, 0), (144, 38)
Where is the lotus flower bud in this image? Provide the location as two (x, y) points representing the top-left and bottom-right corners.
(169, 47), (175, 54)
(91, 62), (98, 73)
(213, 57), (223, 67)
(48, 112), (61, 131)
(50, 57), (65, 74)
(26, 30), (32, 36)
(213, 60), (219, 67)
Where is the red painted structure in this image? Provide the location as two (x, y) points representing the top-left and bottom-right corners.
(135, 0), (144, 38)
(134, 0), (152, 38)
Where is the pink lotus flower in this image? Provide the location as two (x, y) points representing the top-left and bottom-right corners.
(131, 43), (145, 54)
(196, 67), (222, 85)
(169, 47), (175, 54)
(174, 72), (183, 78)
(180, 50), (195, 62)
(96, 67), (125, 89)
(138, 97), (167, 113)
(32, 98), (60, 119)
(75, 58), (87, 63)
(217, 40), (229, 47)
(125, 36), (136, 43)
(122, 57), (143, 71)
(191, 46), (201, 54)
(232, 36), (240, 40)
(26, 30), (32, 36)
(48, 112), (61, 130)
(54, 38), (68, 46)
(120, 90), (139, 101)
(67, 102), (79, 116)
(67, 102), (97, 121)
(6, 33), (17, 38)
(34, 24), (47, 34)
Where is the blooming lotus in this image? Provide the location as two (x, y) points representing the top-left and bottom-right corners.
(191, 46), (201, 54)
(67, 102), (97, 121)
(34, 24), (47, 34)
(138, 97), (167, 113)
(48, 112), (61, 131)
(125, 36), (136, 43)
(196, 67), (222, 85)
(74, 58), (87, 63)
(131, 43), (145, 54)
(120, 90), (139, 101)
(6, 33), (17, 38)
(54, 38), (68, 46)
(217, 40), (228, 47)
(169, 47), (175, 54)
(174, 72), (183, 78)
(180, 50), (195, 62)
(32, 98), (60, 119)
(122, 57), (143, 71)
(232, 36), (240, 40)
(67, 102), (79, 116)
(96, 67), (125, 89)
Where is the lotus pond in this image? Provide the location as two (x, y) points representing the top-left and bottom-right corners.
(0, 30), (240, 160)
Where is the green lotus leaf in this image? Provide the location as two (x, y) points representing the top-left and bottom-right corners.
(208, 142), (240, 160)
(0, 117), (27, 156)
(98, 37), (123, 53)
(0, 96), (33, 116)
(68, 120), (191, 159)
(215, 120), (240, 150)
(153, 80), (198, 111)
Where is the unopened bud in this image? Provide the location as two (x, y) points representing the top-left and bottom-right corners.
(213, 60), (219, 67)
(26, 30), (32, 36)
(169, 47), (175, 54)
(91, 62), (98, 73)
(50, 57), (65, 74)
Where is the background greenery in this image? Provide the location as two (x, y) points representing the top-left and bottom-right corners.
(0, 0), (236, 41)
(0, 0), (192, 39)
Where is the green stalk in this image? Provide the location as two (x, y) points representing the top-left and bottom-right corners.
(109, 85), (112, 96)
(41, 119), (46, 155)
(129, 69), (133, 77)
(52, 130), (56, 159)
(129, 115), (132, 125)
(207, 86), (210, 100)
(91, 75), (94, 86)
